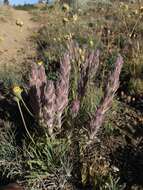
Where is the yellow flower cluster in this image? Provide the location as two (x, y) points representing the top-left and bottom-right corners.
(37, 61), (43, 66)
(13, 86), (23, 98)
(62, 3), (70, 12)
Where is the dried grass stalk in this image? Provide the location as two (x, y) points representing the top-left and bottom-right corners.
(67, 40), (78, 61)
(68, 40), (100, 116)
(78, 49), (100, 100)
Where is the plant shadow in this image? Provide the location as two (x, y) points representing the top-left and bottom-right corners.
(111, 137), (143, 189)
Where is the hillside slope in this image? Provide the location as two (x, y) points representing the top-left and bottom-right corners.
(0, 7), (37, 73)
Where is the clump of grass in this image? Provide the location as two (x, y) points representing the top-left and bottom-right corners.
(0, 57), (29, 90)
(82, 86), (103, 115)
(0, 121), (23, 182)
(93, 174), (124, 190)
(0, 6), (13, 22)
(0, 70), (24, 90)
(23, 135), (72, 190)
(128, 78), (143, 95)
(0, 121), (73, 189)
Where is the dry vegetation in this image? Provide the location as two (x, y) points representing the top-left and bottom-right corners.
(0, 1), (143, 190)
(0, 6), (13, 22)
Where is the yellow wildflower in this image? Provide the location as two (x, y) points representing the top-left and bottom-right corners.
(62, 3), (70, 12)
(13, 85), (34, 118)
(13, 85), (23, 98)
(37, 61), (43, 66)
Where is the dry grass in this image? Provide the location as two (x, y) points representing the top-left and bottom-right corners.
(31, 1), (143, 96)
(0, 6), (13, 22)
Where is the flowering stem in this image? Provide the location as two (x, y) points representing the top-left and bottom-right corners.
(20, 97), (34, 117)
(15, 98), (35, 144)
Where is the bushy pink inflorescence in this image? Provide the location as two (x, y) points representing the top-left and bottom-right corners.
(29, 64), (47, 118)
(42, 81), (56, 135)
(89, 55), (123, 140)
(29, 40), (123, 140)
(29, 53), (71, 134)
(55, 53), (71, 128)
(29, 64), (56, 135)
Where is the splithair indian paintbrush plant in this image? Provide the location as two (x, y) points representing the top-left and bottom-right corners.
(29, 40), (123, 141)
(29, 53), (71, 136)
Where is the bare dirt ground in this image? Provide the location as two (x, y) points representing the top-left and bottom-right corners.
(0, 7), (37, 72)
